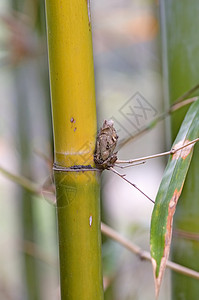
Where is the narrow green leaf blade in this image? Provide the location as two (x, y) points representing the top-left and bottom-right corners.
(150, 98), (199, 299)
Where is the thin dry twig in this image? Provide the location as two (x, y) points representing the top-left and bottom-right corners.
(118, 96), (198, 149)
(34, 148), (53, 170)
(170, 97), (197, 111)
(109, 167), (155, 204)
(116, 137), (199, 165)
(101, 222), (199, 280)
(173, 229), (199, 241)
(116, 161), (145, 169)
(174, 84), (199, 104)
(0, 166), (40, 194)
(0, 166), (56, 205)
(20, 240), (57, 267)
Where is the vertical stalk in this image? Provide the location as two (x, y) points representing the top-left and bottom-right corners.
(15, 65), (41, 300)
(161, 1), (199, 299)
(45, 1), (104, 299)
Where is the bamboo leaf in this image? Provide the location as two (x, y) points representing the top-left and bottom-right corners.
(150, 98), (199, 299)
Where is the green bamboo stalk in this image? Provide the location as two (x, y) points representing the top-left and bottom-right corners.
(14, 66), (41, 300)
(161, 1), (199, 299)
(7, 2), (40, 298)
(45, 1), (104, 299)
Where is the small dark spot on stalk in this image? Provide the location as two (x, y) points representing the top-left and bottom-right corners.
(74, 127), (77, 132)
(70, 117), (75, 123)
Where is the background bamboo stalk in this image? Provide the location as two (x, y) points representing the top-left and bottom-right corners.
(16, 88), (40, 300)
(45, 0), (104, 299)
(161, 1), (199, 299)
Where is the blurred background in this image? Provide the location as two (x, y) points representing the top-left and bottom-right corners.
(0, 0), (170, 299)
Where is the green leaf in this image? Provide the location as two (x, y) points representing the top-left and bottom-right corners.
(150, 98), (199, 299)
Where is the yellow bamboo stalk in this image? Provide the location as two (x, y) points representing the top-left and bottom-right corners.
(45, 0), (96, 167)
(45, 1), (104, 299)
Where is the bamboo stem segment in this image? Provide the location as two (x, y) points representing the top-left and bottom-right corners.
(45, 0), (97, 167)
(45, 1), (104, 299)
(55, 170), (103, 299)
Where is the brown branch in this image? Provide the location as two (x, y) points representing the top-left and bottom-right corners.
(174, 229), (199, 241)
(116, 137), (199, 165)
(118, 96), (198, 149)
(109, 167), (155, 203)
(0, 166), (56, 205)
(20, 240), (57, 267)
(174, 84), (199, 104)
(2, 165), (199, 280)
(101, 222), (199, 280)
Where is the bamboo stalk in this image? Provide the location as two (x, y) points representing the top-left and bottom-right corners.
(14, 66), (41, 300)
(161, 1), (199, 299)
(45, 1), (104, 299)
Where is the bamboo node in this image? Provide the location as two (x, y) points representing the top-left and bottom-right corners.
(53, 163), (100, 172)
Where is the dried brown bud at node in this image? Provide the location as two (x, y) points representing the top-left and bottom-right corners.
(94, 120), (118, 169)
